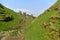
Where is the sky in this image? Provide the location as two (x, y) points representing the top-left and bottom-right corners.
(0, 0), (57, 17)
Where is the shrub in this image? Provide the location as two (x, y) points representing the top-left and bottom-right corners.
(4, 16), (14, 22)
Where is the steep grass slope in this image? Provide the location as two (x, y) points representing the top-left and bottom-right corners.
(24, 0), (60, 40)
(0, 4), (36, 40)
(0, 3), (35, 31)
(0, 4), (21, 31)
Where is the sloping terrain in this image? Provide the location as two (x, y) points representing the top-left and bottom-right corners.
(24, 0), (60, 40)
(0, 3), (35, 40)
(0, 3), (22, 40)
(0, 3), (21, 31)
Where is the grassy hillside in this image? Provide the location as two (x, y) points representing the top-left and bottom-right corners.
(0, 3), (35, 31)
(24, 0), (60, 40)
(0, 3), (36, 40)
(0, 3), (21, 31)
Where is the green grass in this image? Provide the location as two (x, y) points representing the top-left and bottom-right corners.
(24, 0), (60, 40)
(0, 4), (35, 31)
(0, 4), (21, 31)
